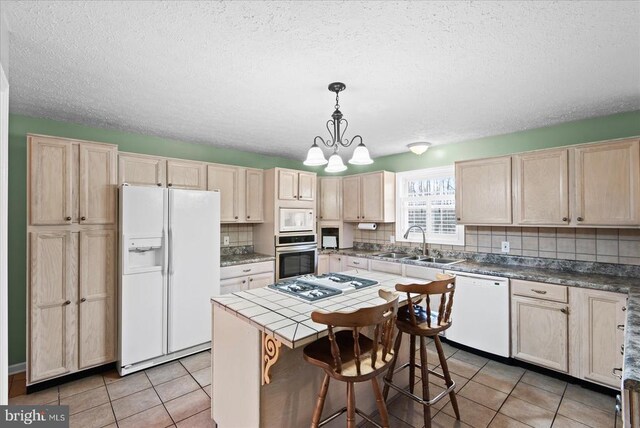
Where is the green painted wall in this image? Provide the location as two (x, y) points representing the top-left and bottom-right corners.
(7, 110), (640, 365)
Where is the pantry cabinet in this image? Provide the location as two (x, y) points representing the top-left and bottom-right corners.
(118, 153), (166, 187)
(277, 168), (316, 202)
(513, 149), (569, 225)
(79, 144), (118, 225)
(318, 177), (342, 221)
(455, 156), (512, 225)
(245, 168), (264, 222)
(207, 164), (264, 223)
(167, 159), (207, 190)
(342, 171), (395, 222)
(574, 139), (640, 226)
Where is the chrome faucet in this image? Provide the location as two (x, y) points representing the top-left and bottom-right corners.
(404, 225), (427, 256)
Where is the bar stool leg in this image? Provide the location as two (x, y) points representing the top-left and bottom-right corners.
(409, 334), (416, 394)
(382, 331), (403, 401)
(371, 377), (390, 428)
(419, 336), (432, 428)
(311, 374), (330, 428)
(347, 382), (356, 428)
(434, 335), (460, 419)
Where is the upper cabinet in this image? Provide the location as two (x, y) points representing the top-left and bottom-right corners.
(277, 169), (316, 202)
(574, 139), (640, 226)
(118, 153), (166, 187)
(318, 177), (342, 221)
(29, 135), (117, 226)
(455, 156), (512, 225)
(343, 171), (395, 222)
(207, 164), (264, 223)
(167, 159), (207, 190)
(513, 149), (569, 225)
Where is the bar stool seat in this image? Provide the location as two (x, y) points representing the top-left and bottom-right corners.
(303, 289), (399, 428)
(382, 274), (461, 428)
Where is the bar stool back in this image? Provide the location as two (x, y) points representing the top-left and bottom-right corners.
(382, 273), (460, 428)
(303, 289), (399, 428)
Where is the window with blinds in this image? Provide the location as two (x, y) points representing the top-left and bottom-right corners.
(396, 166), (464, 245)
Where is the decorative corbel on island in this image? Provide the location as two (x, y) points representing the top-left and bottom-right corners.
(262, 332), (282, 385)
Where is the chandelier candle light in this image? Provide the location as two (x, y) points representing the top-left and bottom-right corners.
(304, 82), (374, 173)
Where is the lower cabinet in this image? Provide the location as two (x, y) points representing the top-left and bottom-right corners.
(369, 260), (402, 275)
(28, 228), (116, 384)
(345, 256), (369, 270)
(329, 254), (344, 273)
(220, 261), (275, 294)
(317, 255), (329, 275)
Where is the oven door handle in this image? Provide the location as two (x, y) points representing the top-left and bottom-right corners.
(276, 245), (318, 253)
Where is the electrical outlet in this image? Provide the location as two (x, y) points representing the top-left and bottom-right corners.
(390, 235), (395, 244)
(501, 241), (510, 253)
(223, 236), (230, 246)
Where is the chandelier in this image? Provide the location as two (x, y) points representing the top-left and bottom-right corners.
(304, 82), (373, 173)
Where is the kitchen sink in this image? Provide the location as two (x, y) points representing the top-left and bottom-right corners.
(401, 255), (429, 261)
(376, 252), (410, 259)
(375, 252), (465, 265)
(422, 257), (465, 265)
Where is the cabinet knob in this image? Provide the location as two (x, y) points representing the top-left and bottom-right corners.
(562, 217), (568, 222)
(64, 300), (71, 305)
(249, 278), (253, 282)
(247, 216), (251, 219)
(168, 183), (173, 187)
(81, 298), (86, 302)
(577, 216), (583, 221)
(81, 216), (86, 221)
(242, 280), (246, 284)
(457, 217), (461, 221)
(612, 367), (623, 379)
(320, 216), (323, 219)
(623, 306), (627, 312)
(65, 216), (72, 221)
(618, 324), (625, 331)
(157, 183), (162, 187)
(560, 307), (568, 314)
(621, 345), (625, 355)
(234, 216), (238, 219)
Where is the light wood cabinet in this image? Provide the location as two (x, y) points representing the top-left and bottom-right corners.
(277, 169), (316, 202)
(455, 156), (512, 225)
(318, 177), (342, 221)
(511, 295), (569, 372)
(572, 288), (626, 388)
(329, 254), (344, 272)
(167, 159), (207, 190)
(345, 256), (369, 270)
(207, 164), (264, 223)
(514, 149), (569, 225)
(28, 231), (77, 383)
(317, 255), (329, 275)
(342, 171), (395, 222)
(248, 272), (274, 289)
(79, 144), (117, 225)
(574, 139), (640, 226)
(220, 261), (275, 294)
(370, 260), (402, 275)
(78, 229), (116, 369)
(118, 153), (166, 187)
(220, 277), (246, 295)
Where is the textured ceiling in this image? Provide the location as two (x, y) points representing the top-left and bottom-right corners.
(2, 1), (640, 160)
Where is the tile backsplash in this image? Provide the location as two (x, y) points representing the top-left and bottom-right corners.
(220, 223), (253, 247)
(353, 223), (640, 266)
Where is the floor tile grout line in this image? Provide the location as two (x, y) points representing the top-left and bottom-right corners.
(548, 381), (569, 428)
(150, 367), (179, 427)
(476, 364), (526, 428)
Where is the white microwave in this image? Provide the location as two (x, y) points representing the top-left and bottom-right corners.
(279, 208), (315, 233)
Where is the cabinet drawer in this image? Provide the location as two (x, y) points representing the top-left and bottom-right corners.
(345, 256), (369, 270)
(221, 261), (274, 280)
(511, 279), (567, 303)
(370, 260), (402, 275)
(403, 265), (443, 281)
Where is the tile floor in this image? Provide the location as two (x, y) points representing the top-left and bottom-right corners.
(7, 342), (621, 428)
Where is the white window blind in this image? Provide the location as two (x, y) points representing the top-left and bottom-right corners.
(395, 166), (464, 245)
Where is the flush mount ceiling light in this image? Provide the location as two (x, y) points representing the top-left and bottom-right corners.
(407, 142), (432, 155)
(304, 82), (373, 173)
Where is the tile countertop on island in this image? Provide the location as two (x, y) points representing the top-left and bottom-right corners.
(220, 252), (275, 267)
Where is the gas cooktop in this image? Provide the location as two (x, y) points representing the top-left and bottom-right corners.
(268, 273), (379, 302)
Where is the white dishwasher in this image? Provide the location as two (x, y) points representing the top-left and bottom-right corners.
(444, 270), (510, 357)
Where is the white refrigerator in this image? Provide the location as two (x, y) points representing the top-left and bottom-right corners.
(118, 185), (220, 375)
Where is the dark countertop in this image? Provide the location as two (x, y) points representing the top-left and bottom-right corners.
(220, 253), (275, 267)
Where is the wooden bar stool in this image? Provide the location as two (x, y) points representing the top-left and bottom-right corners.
(303, 289), (399, 428)
(382, 274), (460, 428)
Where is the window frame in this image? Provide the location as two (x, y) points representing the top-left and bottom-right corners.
(395, 165), (465, 246)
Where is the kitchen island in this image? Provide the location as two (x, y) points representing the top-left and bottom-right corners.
(210, 270), (418, 428)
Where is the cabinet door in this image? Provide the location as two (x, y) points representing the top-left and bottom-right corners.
(29, 137), (73, 225)
(317, 255), (330, 275)
(574, 139), (640, 226)
(220, 277), (247, 295)
(511, 296), (568, 372)
(248, 272), (274, 289)
(208, 164), (239, 222)
(118, 153), (166, 187)
(360, 173), (384, 221)
(319, 177), (342, 221)
(278, 170), (299, 201)
(78, 229), (116, 368)
(167, 159), (207, 190)
(29, 231), (77, 383)
(514, 149), (569, 225)
(342, 176), (361, 221)
(329, 254), (344, 272)
(577, 288), (626, 388)
(245, 168), (264, 222)
(298, 172), (316, 201)
(79, 144), (117, 225)
(455, 156), (512, 224)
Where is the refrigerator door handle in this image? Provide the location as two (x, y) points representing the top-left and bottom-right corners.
(168, 227), (174, 276)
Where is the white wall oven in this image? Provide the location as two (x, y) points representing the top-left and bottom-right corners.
(279, 208), (315, 233)
(275, 234), (317, 280)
